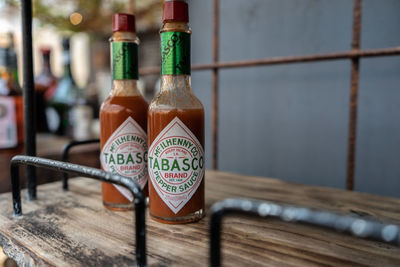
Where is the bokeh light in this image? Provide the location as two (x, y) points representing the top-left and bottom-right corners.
(69, 12), (83, 26)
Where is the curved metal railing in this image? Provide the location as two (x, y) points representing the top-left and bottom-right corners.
(10, 155), (146, 267)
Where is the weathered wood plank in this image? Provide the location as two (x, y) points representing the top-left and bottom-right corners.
(0, 170), (399, 266)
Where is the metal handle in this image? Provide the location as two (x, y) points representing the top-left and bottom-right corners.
(61, 139), (100, 190)
(209, 198), (400, 267)
(10, 155), (146, 267)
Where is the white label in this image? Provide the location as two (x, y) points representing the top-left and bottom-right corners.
(0, 97), (17, 149)
(148, 117), (204, 214)
(100, 117), (148, 201)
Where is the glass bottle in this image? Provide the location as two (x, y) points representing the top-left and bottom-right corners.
(100, 13), (149, 211)
(0, 36), (23, 149)
(48, 38), (78, 136)
(35, 47), (57, 133)
(148, 0), (205, 224)
(71, 86), (94, 141)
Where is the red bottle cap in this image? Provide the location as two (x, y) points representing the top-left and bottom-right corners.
(40, 47), (51, 55)
(113, 13), (136, 33)
(163, 0), (189, 22)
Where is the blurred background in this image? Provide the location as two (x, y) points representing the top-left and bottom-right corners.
(0, 0), (162, 101)
(0, 0), (399, 197)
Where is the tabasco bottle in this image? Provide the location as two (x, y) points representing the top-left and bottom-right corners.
(148, 0), (205, 224)
(100, 13), (149, 211)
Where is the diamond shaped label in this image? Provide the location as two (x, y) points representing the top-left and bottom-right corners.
(100, 117), (148, 201)
(148, 117), (204, 214)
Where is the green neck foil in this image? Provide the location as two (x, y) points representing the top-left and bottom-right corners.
(161, 31), (191, 75)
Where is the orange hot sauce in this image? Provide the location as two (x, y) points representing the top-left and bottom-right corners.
(100, 13), (148, 211)
(148, 1), (205, 224)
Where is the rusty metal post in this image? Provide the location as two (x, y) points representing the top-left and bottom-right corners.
(346, 0), (362, 191)
(212, 0), (219, 170)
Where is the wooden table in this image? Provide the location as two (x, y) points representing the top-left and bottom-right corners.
(0, 170), (399, 266)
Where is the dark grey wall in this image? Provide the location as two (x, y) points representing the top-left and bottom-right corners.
(188, 0), (400, 197)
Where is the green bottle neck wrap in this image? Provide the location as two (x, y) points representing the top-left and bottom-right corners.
(161, 31), (190, 75)
(112, 42), (139, 80)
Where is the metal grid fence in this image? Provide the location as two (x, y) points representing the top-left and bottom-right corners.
(140, 0), (400, 190)
(20, 0), (400, 192)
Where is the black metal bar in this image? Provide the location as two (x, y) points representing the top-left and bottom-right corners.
(209, 198), (400, 267)
(21, 0), (37, 200)
(10, 155), (146, 267)
(61, 139), (100, 191)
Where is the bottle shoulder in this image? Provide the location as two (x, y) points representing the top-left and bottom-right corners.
(149, 88), (203, 112)
(35, 72), (57, 89)
(51, 78), (79, 104)
(101, 94), (149, 112)
(149, 75), (203, 111)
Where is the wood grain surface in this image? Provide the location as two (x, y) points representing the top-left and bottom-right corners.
(0, 170), (399, 266)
